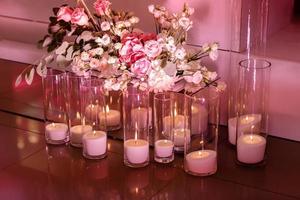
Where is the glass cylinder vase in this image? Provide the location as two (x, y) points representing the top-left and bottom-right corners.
(103, 90), (122, 131)
(184, 86), (220, 176)
(123, 86), (150, 168)
(236, 58), (271, 166)
(42, 69), (69, 145)
(153, 92), (174, 163)
(81, 77), (107, 159)
(66, 72), (93, 148)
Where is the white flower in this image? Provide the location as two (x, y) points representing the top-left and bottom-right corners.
(124, 21), (131, 27)
(55, 41), (69, 55)
(93, 47), (104, 56)
(148, 5), (155, 13)
(216, 81), (227, 92)
(101, 21), (111, 31)
(166, 36), (175, 45)
(175, 47), (186, 60)
(166, 43), (176, 53)
(148, 69), (175, 92)
(184, 71), (203, 84)
(114, 43), (122, 50)
(80, 52), (90, 61)
(207, 71), (218, 81)
(209, 43), (219, 61)
(108, 56), (118, 64)
(129, 17), (139, 24)
(100, 34), (111, 46)
(202, 43), (210, 52)
(178, 17), (193, 31)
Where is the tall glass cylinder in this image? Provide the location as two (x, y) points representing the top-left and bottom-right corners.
(153, 92), (174, 163)
(228, 0), (270, 145)
(104, 90), (122, 131)
(171, 93), (190, 153)
(66, 72), (92, 147)
(43, 69), (69, 145)
(81, 77), (107, 159)
(236, 59), (271, 166)
(123, 86), (150, 168)
(184, 86), (220, 176)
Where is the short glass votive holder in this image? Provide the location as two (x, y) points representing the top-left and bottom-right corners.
(66, 72), (93, 148)
(236, 59), (271, 166)
(81, 77), (107, 159)
(153, 92), (174, 163)
(184, 86), (220, 176)
(123, 86), (150, 168)
(42, 68), (69, 145)
(103, 90), (122, 131)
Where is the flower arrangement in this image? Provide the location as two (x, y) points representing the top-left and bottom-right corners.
(16, 0), (225, 92)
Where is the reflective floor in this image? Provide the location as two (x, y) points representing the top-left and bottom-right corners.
(0, 59), (299, 199)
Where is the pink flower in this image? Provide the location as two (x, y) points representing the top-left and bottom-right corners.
(119, 36), (145, 65)
(57, 6), (73, 22)
(89, 58), (101, 69)
(94, 0), (111, 16)
(144, 40), (162, 59)
(71, 8), (89, 26)
(131, 58), (151, 76)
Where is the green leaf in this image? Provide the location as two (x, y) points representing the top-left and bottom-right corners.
(53, 7), (59, 15)
(15, 74), (22, 87)
(49, 16), (57, 24)
(25, 68), (35, 85)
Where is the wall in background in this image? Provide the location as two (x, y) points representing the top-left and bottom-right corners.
(0, 0), (299, 141)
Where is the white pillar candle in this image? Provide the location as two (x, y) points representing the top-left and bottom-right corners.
(124, 139), (149, 164)
(46, 123), (68, 141)
(99, 105), (121, 127)
(237, 134), (266, 164)
(85, 104), (99, 120)
(155, 140), (174, 158)
(131, 107), (152, 129)
(185, 150), (217, 174)
(228, 114), (262, 145)
(173, 129), (191, 147)
(83, 131), (107, 156)
(191, 105), (208, 135)
(70, 125), (93, 144)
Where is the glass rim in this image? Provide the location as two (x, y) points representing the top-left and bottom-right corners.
(44, 68), (65, 77)
(185, 86), (219, 101)
(239, 58), (271, 70)
(154, 92), (172, 101)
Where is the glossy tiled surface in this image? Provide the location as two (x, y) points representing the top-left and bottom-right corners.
(0, 111), (299, 200)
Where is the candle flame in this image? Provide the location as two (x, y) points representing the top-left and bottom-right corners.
(51, 122), (55, 127)
(250, 135), (254, 140)
(135, 187), (139, 194)
(93, 130), (96, 136)
(106, 105), (110, 113)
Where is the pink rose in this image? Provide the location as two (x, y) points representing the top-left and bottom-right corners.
(94, 0), (111, 16)
(131, 58), (151, 76)
(119, 39), (145, 65)
(89, 58), (101, 69)
(57, 6), (73, 22)
(71, 8), (89, 26)
(144, 40), (162, 59)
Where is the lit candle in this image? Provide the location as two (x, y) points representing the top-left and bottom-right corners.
(185, 150), (217, 175)
(83, 130), (107, 157)
(191, 105), (208, 135)
(228, 114), (261, 145)
(131, 107), (152, 129)
(70, 125), (93, 146)
(173, 129), (191, 147)
(45, 123), (68, 141)
(85, 104), (99, 120)
(237, 134), (266, 164)
(154, 139), (174, 158)
(124, 136), (149, 164)
(99, 105), (121, 127)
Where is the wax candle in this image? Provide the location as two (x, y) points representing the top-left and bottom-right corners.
(185, 150), (217, 175)
(99, 105), (121, 127)
(155, 139), (174, 158)
(191, 105), (208, 135)
(83, 130), (107, 157)
(131, 107), (152, 129)
(45, 123), (68, 141)
(70, 125), (93, 145)
(85, 104), (99, 120)
(124, 139), (149, 164)
(237, 134), (266, 164)
(173, 129), (191, 147)
(228, 114), (262, 145)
